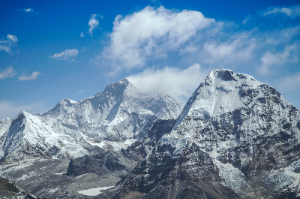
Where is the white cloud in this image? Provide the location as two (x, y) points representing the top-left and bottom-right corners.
(127, 64), (207, 101)
(81, 31), (84, 37)
(0, 34), (18, 53)
(0, 101), (47, 120)
(49, 49), (78, 60)
(204, 40), (255, 63)
(201, 30), (256, 66)
(263, 5), (300, 18)
(258, 45), (295, 75)
(0, 67), (16, 79)
(23, 8), (34, 12)
(18, 71), (41, 81)
(7, 34), (18, 43)
(88, 14), (99, 35)
(94, 5), (299, 83)
(102, 6), (214, 70)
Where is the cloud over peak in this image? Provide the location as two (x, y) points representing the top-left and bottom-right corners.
(49, 49), (78, 60)
(127, 64), (207, 101)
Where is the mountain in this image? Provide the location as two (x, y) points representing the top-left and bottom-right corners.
(100, 69), (300, 199)
(0, 78), (183, 198)
(43, 78), (182, 143)
(0, 78), (182, 164)
(2, 69), (300, 198)
(0, 111), (102, 164)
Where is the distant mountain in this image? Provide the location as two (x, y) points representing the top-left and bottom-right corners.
(0, 78), (183, 164)
(43, 78), (182, 142)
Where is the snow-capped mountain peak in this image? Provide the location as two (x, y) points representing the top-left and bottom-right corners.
(0, 77), (183, 162)
(173, 68), (264, 130)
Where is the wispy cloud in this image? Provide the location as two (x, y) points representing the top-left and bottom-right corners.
(203, 34), (256, 65)
(0, 34), (18, 53)
(23, 8), (34, 13)
(258, 45), (295, 75)
(81, 31), (84, 38)
(101, 6), (214, 70)
(88, 14), (100, 35)
(49, 49), (78, 60)
(18, 71), (41, 81)
(127, 64), (207, 101)
(0, 67), (16, 79)
(262, 5), (300, 18)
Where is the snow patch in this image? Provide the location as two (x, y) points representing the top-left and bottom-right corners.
(214, 159), (251, 192)
(78, 186), (115, 196)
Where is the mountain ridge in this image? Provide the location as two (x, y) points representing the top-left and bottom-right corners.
(0, 78), (183, 164)
(1, 69), (300, 198)
(98, 68), (300, 199)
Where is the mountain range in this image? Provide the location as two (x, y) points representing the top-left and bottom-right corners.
(0, 69), (300, 199)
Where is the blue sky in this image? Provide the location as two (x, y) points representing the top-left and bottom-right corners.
(0, 0), (299, 119)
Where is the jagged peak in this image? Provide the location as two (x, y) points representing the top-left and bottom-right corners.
(58, 99), (77, 104)
(118, 78), (130, 84)
(102, 78), (133, 96)
(205, 68), (260, 85)
(14, 111), (30, 121)
(55, 99), (77, 107)
(172, 69), (274, 130)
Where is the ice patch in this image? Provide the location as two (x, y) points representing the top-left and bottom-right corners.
(214, 159), (251, 192)
(78, 186), (115, 196)
(265, 159), (300, 192)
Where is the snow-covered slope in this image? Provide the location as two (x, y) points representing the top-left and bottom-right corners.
(168, 69), (299, 155)
(43, 78), (183, 141)
(0, 111), (97, 163)
(0, 78), (183, 163)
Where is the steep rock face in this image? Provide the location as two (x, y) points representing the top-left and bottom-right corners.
(43, 78), (183, 142)
(66, 150), (132, 177)
(0, 176), (23, 198)
(102, 142), (239, 199)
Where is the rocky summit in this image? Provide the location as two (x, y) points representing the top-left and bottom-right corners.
(1, 69), (300, 199)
